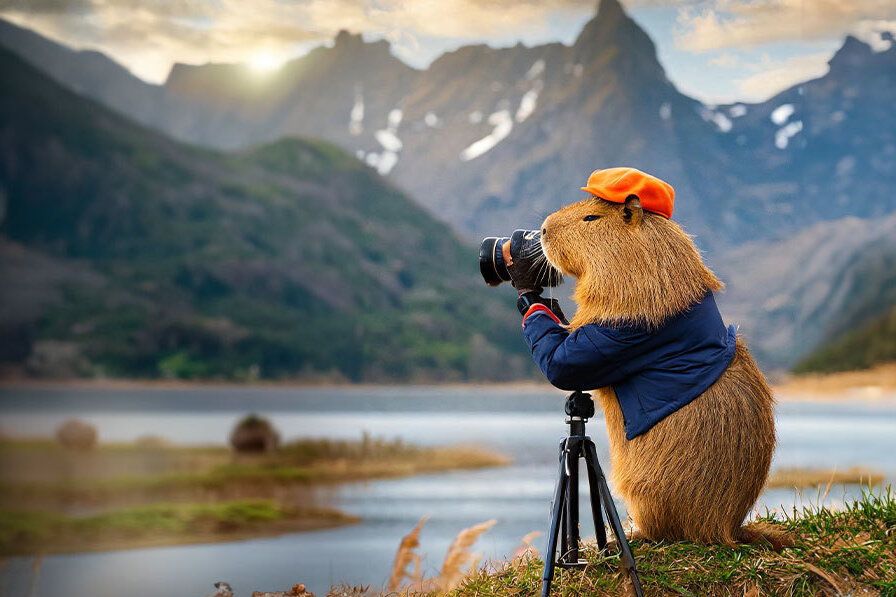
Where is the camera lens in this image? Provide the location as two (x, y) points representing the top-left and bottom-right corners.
(478, 237), (511, 286)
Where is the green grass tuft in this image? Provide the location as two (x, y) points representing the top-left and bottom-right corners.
(0, 500), (355, 556)
(445, 488), (896, 597)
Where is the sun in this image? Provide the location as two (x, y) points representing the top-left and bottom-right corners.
(249, 52), (280, 73)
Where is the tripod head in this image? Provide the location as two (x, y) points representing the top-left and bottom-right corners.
(564, 390), (595, 419)
(564, 391), (594, 437)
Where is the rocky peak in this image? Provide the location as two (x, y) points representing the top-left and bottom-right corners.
(164, 62), (245, 91)
(573, 0), (625, 48)
(827, 35), (873, 71)
(334, 29), (362, 48)
(572, 0), (664, 80)
(332, 29), (392, 60)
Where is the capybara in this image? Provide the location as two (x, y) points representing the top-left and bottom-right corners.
(536, 170), (778, 545)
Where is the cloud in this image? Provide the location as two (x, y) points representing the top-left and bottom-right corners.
(1, 0), (332, 81)
(732, 51), (832, 101)
(708, 52), (738, 67)
(674, 0), (896, 51)
(0, 0), (597, 82)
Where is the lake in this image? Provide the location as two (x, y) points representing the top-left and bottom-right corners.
(1, 385), (894, 597)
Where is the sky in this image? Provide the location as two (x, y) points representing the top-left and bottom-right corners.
(0, 0), (894, 104)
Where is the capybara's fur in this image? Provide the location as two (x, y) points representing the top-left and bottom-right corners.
(540, 195), (777, 545)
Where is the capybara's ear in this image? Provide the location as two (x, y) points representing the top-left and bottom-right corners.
(622, 194), (643, 227)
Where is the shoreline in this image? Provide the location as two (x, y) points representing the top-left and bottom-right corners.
(0, 376), (550, 392)
(2, 365), (896, 403)
(772, 363), (896, 402)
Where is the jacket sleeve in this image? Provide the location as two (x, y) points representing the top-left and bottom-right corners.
(522, 309), (629, 391)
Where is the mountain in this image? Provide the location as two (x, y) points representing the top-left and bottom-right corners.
(0, 2), (736, 248)
(0, 47), (527, 381)
(2, 3), (894, 251)
(794, 304), (896, 373)
(714, 213), (896, 368)
(715, 33), (896, 242)
(2, 2), (895, 372)
(162, 30), (418, 151)
(0, 18), (165, 126)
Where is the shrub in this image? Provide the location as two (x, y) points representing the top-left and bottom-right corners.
(55, 418), (98, 450)
(229, 414), (279, 454)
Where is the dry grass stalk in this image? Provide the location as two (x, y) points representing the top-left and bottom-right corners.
(511, 531), (542, 566)
(436, 519), (496, 591)
(386, 516), (428, 592)
(324, 585), (374, 597)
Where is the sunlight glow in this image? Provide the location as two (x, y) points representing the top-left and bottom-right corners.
(249, 51), (280, 73)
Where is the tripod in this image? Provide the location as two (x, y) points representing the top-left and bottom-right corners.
(541, 391), (644, 597)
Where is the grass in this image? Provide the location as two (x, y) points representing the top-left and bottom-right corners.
(0, 435), (507, 555)
(0, 436), (508, 507)
(433, 488), (896, 597)
(0, 500), (357, 556)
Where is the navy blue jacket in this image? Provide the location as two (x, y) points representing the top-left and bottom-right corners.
(522, 292), (736, 440)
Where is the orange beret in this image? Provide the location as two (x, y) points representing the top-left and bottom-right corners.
(580, 167), (675, 219)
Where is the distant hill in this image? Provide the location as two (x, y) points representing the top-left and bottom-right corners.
(714, 213), (896, 368)
(0, 47), (527, 381)
(794, 304), (896, 373)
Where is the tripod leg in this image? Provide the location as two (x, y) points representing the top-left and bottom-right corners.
(563, 439), (580, 564)
(542, 446), (569, 597)
(583, 440), (608, 550)
(583, 442), (645, 597)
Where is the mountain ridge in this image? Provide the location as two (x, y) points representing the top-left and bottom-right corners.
(3, 4), (892, 249)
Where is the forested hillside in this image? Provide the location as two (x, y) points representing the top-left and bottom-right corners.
(0, 48), (526, 381)
(795, 305), (896, 374)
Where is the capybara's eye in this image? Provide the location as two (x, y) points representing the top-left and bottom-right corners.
(583, 215), (601, 222)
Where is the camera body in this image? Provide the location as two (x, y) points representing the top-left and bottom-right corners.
(479, 229), (562, 287)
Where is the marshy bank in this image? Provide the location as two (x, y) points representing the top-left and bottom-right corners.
(773, 362), (896, 401)
(0, 434), (507, 556)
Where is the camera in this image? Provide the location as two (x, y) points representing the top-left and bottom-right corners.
(478, 229), (562, 287)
